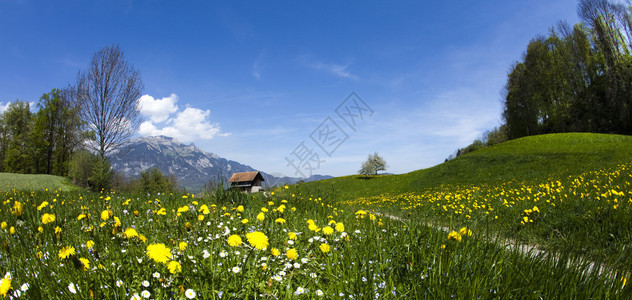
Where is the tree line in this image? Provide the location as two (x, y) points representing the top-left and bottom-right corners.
(0, 45), (179, 194)
(504, 0), (632, 139)
(452, 0), (632, 159)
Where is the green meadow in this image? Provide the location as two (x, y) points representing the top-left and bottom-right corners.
(0, 133), (630, 298)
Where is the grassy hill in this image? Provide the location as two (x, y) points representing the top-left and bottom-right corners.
(292, 133), (632, 270)
(0, 172), (80, 192)
(297, 133), (632, 200)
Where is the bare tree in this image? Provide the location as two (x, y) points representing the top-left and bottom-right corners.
(75, 45), (144, 158)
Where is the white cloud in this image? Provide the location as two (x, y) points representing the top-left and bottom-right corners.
(137, 94), (227, 142)
(0, 102), (10, 114)
(137, 94), (179, 123)
(306, 60), (358, 80)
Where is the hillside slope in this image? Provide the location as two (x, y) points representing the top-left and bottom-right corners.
(297, 133), (632, 199)
(0, 173), (79, 192)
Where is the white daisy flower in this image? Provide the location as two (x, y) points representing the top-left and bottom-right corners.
(185, 289), (197, 299)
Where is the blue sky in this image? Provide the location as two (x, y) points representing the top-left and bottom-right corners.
(0, 0), (580, 177)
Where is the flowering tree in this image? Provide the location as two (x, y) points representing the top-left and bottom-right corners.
(358, 152), (387, 178)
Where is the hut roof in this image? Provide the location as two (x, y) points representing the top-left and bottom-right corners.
(228, 171), (264, 183)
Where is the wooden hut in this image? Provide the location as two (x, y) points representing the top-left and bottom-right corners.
(228, 171), (265, 193)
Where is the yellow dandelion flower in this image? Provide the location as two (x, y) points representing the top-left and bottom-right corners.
(322, 226), (334, 235)
(308, 224), (321, 232)
(9, 227), (15, 234)
(257, 212), (265, 222)
(237, 205), (244, 212)
(146, 243), (172, 264)
(319, 243), (330, 253)
(179, 241), (188, 251)
(286, 248), (298, 260)
(79, 257), (90, 271)
(0, 222), (6, 229)
(37, 201), (49, 211)
(271, 248), (281, 256)
(246, 232), (269, 250)
(459, 227), (473, 237)
(123, 228), (138, 238)
(37, 226), (43, 233)
(54, 226), (61, 236)
(0, 272), (11, 297)
(242, 219), (249, 224)
(198, 215), (205, 221)
(177, 206), (189, 213)
(288, 232), (297, 240)
(77, 213), (87, 221)
(275, 218), (286, 224)
(335, 222), (345, 232)
(100, 210), (109, 220)
(58, 246), (76, 259)
(86, 240), (95, 249)
(198, 205), (210, 215)
(42, 213), (56, 224)
(167, 260), (181, 274)
(227, 235), (242, 247)
(11, 201), (23, 216)
(447, 231), (462, 242)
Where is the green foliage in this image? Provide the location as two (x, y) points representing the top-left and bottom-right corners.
(449, 125), (508, 160)
(32, 88), (83, 176)
(0, 89), (83, 176)
(203, 177), (249, 206)
(137, 167), (178, 195)
(88, 156), (113, 192)
(69, 150), (96, 188)
(1, 101), (34, 173)
(503, 0), (632, 138)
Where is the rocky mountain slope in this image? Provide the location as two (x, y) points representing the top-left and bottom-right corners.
(109, 136), (330, 192)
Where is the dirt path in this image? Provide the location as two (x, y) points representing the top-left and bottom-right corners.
(380, 213), (616, 278)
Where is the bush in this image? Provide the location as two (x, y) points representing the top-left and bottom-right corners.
(89, 156), (113, 192)
(68, 150), (96, 188)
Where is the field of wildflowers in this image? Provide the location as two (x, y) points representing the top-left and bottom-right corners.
(341, 163), (632, 271)
(1, 179), (630, 298)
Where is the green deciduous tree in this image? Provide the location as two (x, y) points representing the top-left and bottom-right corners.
(137, 167), (177, 195)
(2, 101), (34, 173)
(32, 88), (83, 175)
(503, 0), (632, 138)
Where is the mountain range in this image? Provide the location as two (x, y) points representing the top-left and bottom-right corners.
(108, 136), (331, 192)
